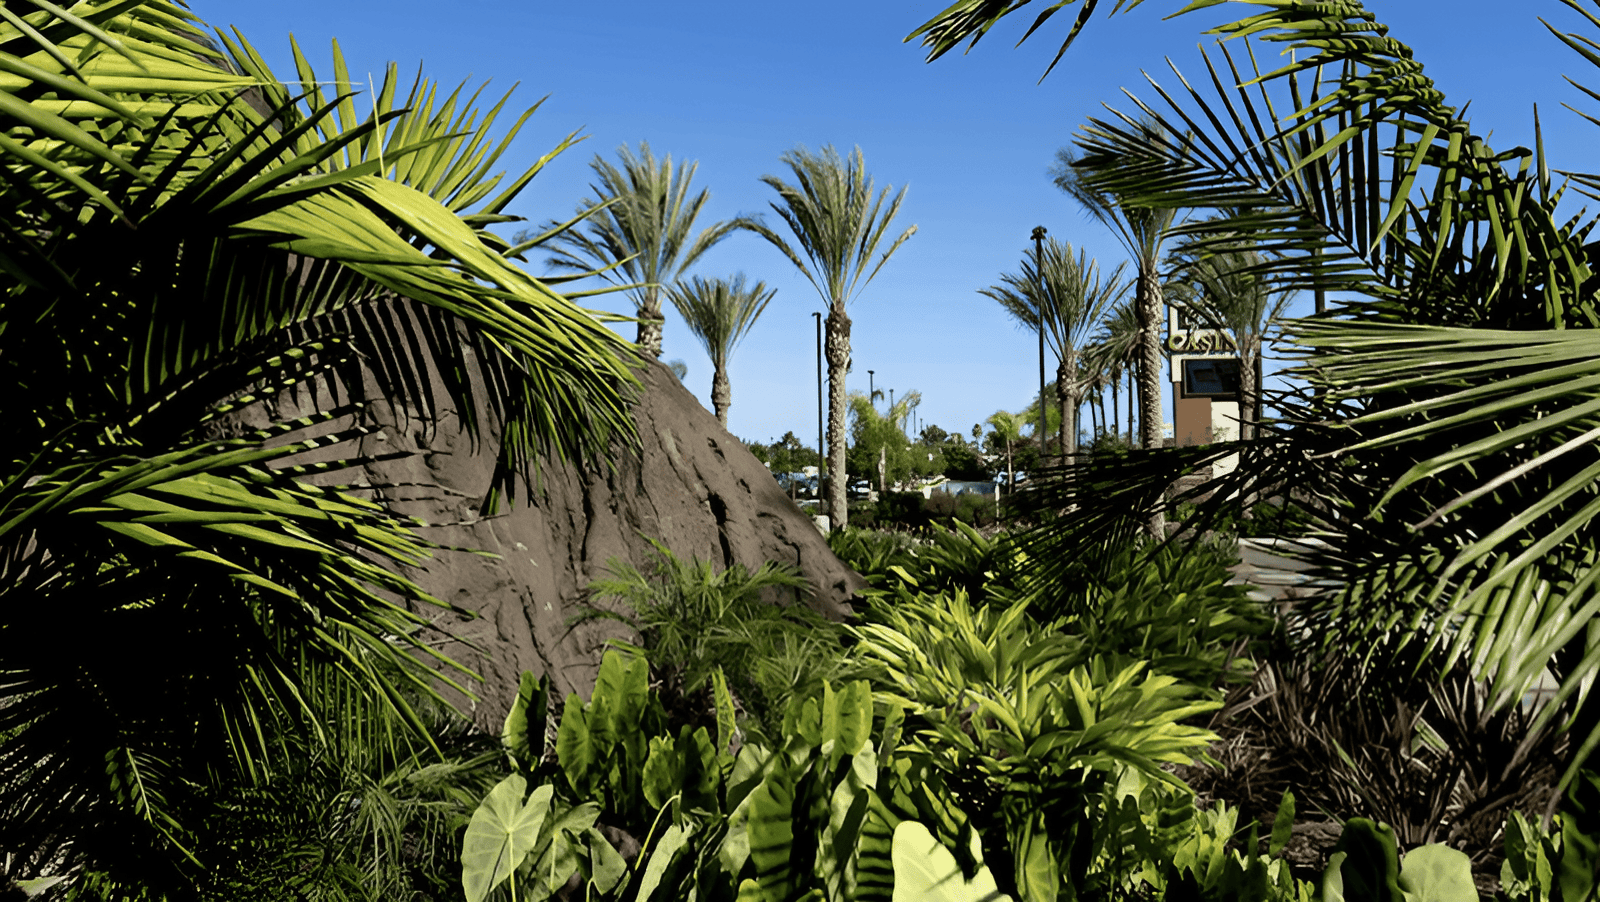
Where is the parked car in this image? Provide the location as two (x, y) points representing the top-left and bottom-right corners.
(848, 479), (871, 499)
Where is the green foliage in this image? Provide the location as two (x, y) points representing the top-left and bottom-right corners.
(942, 443), (992, 481)
(1317, 818), (1476, 902)
(846, 390), (929, 489)
(465, 665), (1010, 902)
(461, 776), (556, 902)
(1501, 810), (1559, 901)
(746, 432), (823, 474)
(846, 587), (1222, 899)
(1039, 540), (1272, 689)
(579, 539), (845, 739)
(554, 652), (668, 835)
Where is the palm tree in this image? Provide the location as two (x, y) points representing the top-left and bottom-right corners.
(1166, 244), (1294, 440)
(982, 238), (1126, 459)
(744, 145), (917, 530)
(0, 6), (637, 892)
(1050, 141), (1178, 454)
(546, 141), (736, 358)
(666, 274), (777, 427)
(921, 0), (1600, 784)
(849, 389), (923, 493)
(1095, 299), (1141, 447)
(987, 410), (1024, 492)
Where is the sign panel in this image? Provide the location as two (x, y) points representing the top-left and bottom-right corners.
(1165, 305), (1237, 354)
(1181, 357), (1241, 398)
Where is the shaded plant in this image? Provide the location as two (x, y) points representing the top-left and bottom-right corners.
(575, 539), (847, 743)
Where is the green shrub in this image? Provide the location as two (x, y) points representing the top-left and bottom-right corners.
(577, 538), (848, 742)
(1037, 540), (1271, 689)
(953, 492), (998, 526)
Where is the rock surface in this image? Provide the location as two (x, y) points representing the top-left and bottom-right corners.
(334, 359), (862, 728)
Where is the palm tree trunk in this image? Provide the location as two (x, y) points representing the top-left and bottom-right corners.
(1127, 369), (1135, 447)
(825, 307), (851, 529)
(1239, 335), (1259, 441)
(1058, 355), (1075, 459)
(1004, 437), (1013, 493)
(711, 364), (731, 428)
(878, 445), (887, 495)
(1109, 376), (1120, 445)
(1089, 392), (1099, 439)
(1136, 266), (1167, 538)
(1136, 267), (1163, 449)
(637, 287), (665, 358)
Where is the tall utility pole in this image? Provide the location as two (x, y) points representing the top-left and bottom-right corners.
(868, 370), (875, 410)
(1032, 226), (1048, 461)
(812, 311), (825, 524)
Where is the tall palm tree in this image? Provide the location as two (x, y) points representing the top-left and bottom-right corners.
(546, 141), (736, 358)
(0, 5), (636, 893)
(744, 145), (917, 529)
(1084, 298), (1141, 448)
(1051, 141), (1178, 454)
(666, 274), (777, 427)
(981, 238), (1126, 459)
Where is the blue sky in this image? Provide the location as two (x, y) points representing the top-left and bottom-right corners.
(206, 1), (1593, 447)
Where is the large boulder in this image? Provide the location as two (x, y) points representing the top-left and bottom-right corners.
(333, 359), (861, 726)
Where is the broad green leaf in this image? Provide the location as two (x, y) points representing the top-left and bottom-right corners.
(502, 670), (549, 773)
(581, 827), (627, 896)
(556, 695), (597, 798)
(635, 823), (691, 902)
(747, 768), (798, 900)
(642, 735), (679, 812)
(527, 800), (600, 894)
(890, 821), (1011, 902)
(460, 776), (552, 902)
(1397, 844), (1475, 902)
(1270, 790), (1296, 857)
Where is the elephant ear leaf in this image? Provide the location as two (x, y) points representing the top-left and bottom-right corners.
(503, 670), (550, 774)
(748, 769), (799, 900)
(557, 692), (598, 798)
(1328, 819), (1404, 902)
(891, 821), (1012, 902)
(1397, 844), (1475, 902)
(461, 776), (553, 902)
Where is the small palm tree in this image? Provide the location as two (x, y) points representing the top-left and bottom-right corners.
(744, 145), (917, 529)
(982, 238), (1126, 459)
(547, 141), (736, 357)
(987, 410), (1024, 492)
(666, 274), (777, 427)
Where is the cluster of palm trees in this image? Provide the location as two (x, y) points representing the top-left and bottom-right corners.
(983, 194), (1289, 464)
(549, 143), (916, 528)
(914, 0), (1600, 788)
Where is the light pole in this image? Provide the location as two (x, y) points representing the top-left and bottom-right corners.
(868, 370), (875, 411)
(889, 389), (895, 429)
(813, 311), (825, 523)
(1032, 225), (1048, 463)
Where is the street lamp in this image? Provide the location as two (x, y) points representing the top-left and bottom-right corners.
(812, 311), (825, 523)
(1032, 225), (1048, 462)
(868, 370), (875, 409)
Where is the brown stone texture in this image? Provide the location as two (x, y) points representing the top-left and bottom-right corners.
(277, 358), (861, 729)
